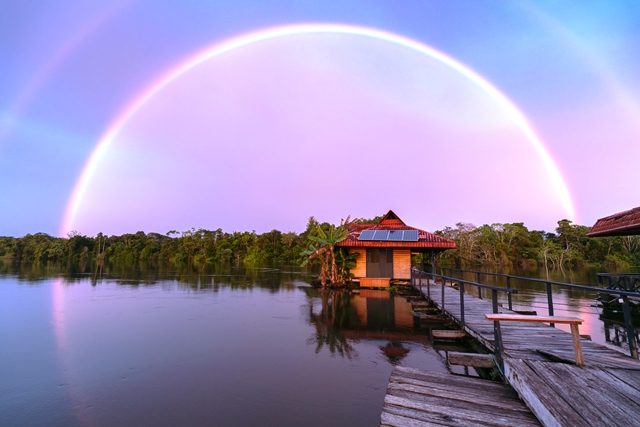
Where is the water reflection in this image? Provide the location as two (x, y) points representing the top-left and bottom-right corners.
(306, 289), (357, 358)
(1, 267), (449, 427)
(304, 288), (430, 363)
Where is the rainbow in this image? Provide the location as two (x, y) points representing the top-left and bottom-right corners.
(60, 23), (575, 235)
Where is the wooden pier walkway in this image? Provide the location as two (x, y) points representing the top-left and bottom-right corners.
(392, 278), (640, 427)
(381, 366), (541, 427)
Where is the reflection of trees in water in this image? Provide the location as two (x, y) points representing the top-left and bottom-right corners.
(0, 262), (312, 292)
(306, 289), (357, 359)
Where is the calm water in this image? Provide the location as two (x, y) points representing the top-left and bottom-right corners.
(0, 266), (450, 427)
(2, 264), (637, 426)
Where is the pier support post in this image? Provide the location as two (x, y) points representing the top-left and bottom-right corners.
(621, 295), (639, 359)
(459, 282), (465, 327)
(491, 289), (504, 374)
(546, 282), (555, 326)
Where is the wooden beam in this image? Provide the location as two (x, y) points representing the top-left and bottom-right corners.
(432, 330), (466, 339)
(448, 352), (495, 368)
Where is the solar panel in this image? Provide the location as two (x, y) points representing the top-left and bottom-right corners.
(358, 230), (376, 240)
(387, 230), (404, 241)
(373, 230), (390, 240)
(403, 230), (419, 241)
(359, 229), (420, 241)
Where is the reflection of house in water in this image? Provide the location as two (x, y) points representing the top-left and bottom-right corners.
(351, 289), (415, 331)
(346, 290), (427, 364)
(337, 210), (455, 288)
(305, 287), (431, 363)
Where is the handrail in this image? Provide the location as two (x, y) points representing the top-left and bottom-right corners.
(436, 267), (639, 360)
(412, 268), (517, 372)
(411, 269), (517, 320)
(441, 268), (640, 297)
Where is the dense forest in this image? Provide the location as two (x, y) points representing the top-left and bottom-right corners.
(1, 217), (638, 270)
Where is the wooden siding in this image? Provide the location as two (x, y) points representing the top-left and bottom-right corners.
(393, 249), (411, 279)
(349, 248), (366, 278)
(360, 278), (390, 288)
(394, 298), (414, 328)
(360, 289), (392, 299)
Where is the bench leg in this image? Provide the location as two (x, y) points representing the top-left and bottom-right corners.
(570, 323), (584, 366)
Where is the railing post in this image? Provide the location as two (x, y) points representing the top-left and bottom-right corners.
(492, 289), (504, 374)
(621, 295), (639, 359)
(459, 281), (465, 327)
(546, 282), (555, 327)
(506, 276), (512, 311)
(426, 272), (430, 300)
(441, 275), (446, 312)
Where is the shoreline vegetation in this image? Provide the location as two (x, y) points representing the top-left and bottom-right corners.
(1, 217), (639, 272)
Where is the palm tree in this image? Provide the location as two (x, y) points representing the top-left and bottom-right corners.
(300, 216), (355, 286)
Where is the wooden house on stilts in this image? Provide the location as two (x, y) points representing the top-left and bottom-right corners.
(337, 210), (456, 288)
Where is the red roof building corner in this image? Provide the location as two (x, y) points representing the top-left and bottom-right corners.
(587, 206), (640, 237)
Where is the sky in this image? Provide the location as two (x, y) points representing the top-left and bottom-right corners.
(1, 1), (639, 238)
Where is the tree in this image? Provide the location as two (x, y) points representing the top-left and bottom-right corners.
(300, 216), (355, 286)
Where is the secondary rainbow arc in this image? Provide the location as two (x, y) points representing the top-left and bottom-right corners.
(60, 23), (575, 236)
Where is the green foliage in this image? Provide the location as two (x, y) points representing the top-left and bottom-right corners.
(3, 217), (639, 271)
(299, 216), (355, 286)
(437, 219), (640, 269)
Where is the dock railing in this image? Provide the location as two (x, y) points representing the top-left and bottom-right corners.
(411, 268), (519, 371)
(438, 268), (640, 359)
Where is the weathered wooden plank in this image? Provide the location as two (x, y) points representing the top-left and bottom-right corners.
(432, 330), (467, 339)
(523, 361), (622, 427)
(412, 301), (432, 308)
(535, 349), (577, 364)
(385, 392), (541, 427)
(448, 352), (495, 368)
(388, 377), (525, 409)
(382, 403), (537, 427)
(583, 368), (640, 412)
(602, 368), (640, 391)
(545, 362), (640, 425)
(416, 314), (448, 321)
(504, 359), (590, 427)
(392, 367), (512, 395)
(380, 408), (449, 427)
(387, 382), (529, 413)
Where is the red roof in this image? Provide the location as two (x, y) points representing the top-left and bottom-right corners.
(337, 210), (456, 250)
(587, 206), (640, 237)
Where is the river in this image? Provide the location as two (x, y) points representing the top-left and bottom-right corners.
(1, 263), (636, 426)
(1, 264), (449, 427)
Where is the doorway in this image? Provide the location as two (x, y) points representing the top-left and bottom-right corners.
(366, 248), (394, 278)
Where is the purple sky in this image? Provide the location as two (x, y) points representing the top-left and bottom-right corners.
(1, 1), (639, 237)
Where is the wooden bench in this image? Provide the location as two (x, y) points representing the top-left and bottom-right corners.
(485, 314), (584, 366)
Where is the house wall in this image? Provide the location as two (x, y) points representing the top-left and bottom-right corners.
(393, 249), (411, 279)
(349, 248), (366, 278)
(349, 247), (411, 279)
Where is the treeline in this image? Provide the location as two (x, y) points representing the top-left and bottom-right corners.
(435, 220), (640, 269)
(1, 218), (638, 269)
(0, 217), (342, 267)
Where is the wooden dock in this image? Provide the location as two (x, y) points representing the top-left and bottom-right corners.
(381, 366), (541, 426)
(394, 278), (640, 427)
